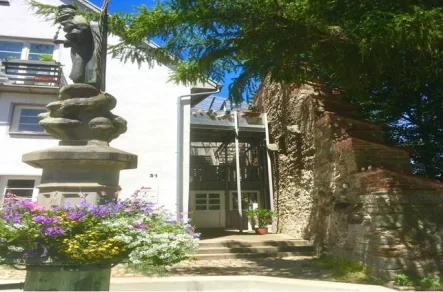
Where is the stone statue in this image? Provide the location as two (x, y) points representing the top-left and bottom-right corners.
(55, 4), (107, 91)
(37, 1), (127, 144)
(23, 0), (137, 209)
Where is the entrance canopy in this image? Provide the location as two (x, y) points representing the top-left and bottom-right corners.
(191, 108), (265, 143)
(189, 105), (274, 232)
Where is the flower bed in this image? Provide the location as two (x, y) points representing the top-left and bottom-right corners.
(0, 197), (199, 273)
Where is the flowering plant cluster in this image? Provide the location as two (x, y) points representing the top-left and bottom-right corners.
(0, 195), (199, 272)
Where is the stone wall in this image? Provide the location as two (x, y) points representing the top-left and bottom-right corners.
(255, 77), (443, 280)
(255, 81), (317, 239)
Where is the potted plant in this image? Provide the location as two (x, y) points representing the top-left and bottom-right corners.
(38, 54), (55, 62)
(242, 103), (262, 117)
(0, 190), (199, 291)
(245, 208), (275, 235)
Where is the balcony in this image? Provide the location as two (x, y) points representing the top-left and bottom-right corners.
(0, 59), (63, 94)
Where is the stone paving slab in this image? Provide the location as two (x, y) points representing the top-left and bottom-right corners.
(0, 256), (329, 280)
(199, 232), (298, 243)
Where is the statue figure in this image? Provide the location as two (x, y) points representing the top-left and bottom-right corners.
(37, 1), (127, 144)
(55, 4), (107, 91)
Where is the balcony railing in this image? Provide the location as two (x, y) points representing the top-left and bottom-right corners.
(0, 59), (62, 87)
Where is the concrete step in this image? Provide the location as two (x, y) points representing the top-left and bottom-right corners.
(198, 239), (311, 248)
(196, 245), (314, 255)
(192, 250), (314, 260)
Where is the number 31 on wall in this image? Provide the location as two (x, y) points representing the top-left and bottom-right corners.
(150, 174), (158, 178)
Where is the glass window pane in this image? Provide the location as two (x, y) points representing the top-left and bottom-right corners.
(196, 193), (207, 199)
(196, 205), (206, 210)
(0, 52), (21, 60)
(18, 124), (44, 132)
(21, 109), (45, 116)
(0, 41), (23, 53)
(29, 43), (54, 55)
(209, 199), (220, 204)
(7, 189), (33, 197)
(209, 193), (220, 199)
(19, 116), (40, 124)
(196, 199), (206, 205)
(7, 180), (35, 188)
(208, 205), (220, 210)
(28, 54), (42, 61)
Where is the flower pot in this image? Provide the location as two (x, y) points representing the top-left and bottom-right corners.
(255, 227), (268, 235)
(241, 111), (261, 117)
(24, 264), (111, 291)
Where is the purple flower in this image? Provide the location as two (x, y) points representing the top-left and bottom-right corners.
(23, 251), (37, 257)
(33, 216), (59, 225)
(17, 200), (43, 212)
(189, 229), (200, 239)
(132, 222), (148, 230)
(40, 227), (64, 236)
(67, 212), (84, 221)
(91, 205), (109, 217)
(2, 213), (22, 224)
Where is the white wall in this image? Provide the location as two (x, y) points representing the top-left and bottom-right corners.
(0, 0), (193, 213)
(0, 0), (69, 41)
(104, 58), (190, 212)
(0, 93), (57, 176)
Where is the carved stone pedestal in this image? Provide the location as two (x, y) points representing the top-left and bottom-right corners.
(23, 141), (137, 208)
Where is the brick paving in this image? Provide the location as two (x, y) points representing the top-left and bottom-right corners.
(0, 256), (333, 281)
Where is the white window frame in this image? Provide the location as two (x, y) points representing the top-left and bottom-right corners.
(0, 38), (59, 61)
(0, 176), (41, 206)
(9, 104), (48, 135)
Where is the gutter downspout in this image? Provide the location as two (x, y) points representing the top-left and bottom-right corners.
(176, 86), (223, 223)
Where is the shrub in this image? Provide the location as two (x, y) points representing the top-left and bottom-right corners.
(394, 274), (413, 287)
(419, 277), (440, 289)
(316, 255), (376, 284)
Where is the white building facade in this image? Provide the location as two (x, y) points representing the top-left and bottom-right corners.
(0, 0), (217, 216)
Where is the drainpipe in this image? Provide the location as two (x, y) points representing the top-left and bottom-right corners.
(176, 85), (223, 223)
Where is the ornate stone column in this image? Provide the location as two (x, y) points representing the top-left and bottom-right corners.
(23, 84), (137, 208)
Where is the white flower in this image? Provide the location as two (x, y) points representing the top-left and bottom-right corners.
(8, 246), (24, 252)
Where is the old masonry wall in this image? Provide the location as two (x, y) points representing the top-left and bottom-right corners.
(255, 77), (443, 280)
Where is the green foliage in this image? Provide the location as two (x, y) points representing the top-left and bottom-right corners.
(393, 273), (441, 289)
(38, 54), (54, 62)
(247, 104), (261, 113)
(419, 277), (441, 289)
(245, 208), (275, 227)
(394, 273), (414, 287)
(6, 56), (16, 60)
(316, 255), (378, 284)
(28, 0), (443, 180)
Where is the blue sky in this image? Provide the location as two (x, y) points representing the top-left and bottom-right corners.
(90, 0), (233, 98)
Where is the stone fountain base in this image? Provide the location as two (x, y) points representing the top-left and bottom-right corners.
(23, 140), (137, 208)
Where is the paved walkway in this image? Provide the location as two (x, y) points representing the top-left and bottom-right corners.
(165, 256), (331, 279)
(0, 256), (332, 280)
